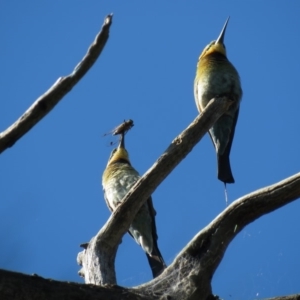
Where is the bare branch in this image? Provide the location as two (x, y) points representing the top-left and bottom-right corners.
(0, 269), (154, 300)
(136, 172), (300, 299)
(0, 14), (113, 154)
(184, 172), (300, 279)
(1, 267), (299, 300)
(78, 96), (233, 285)
(263, 295), (300, 300)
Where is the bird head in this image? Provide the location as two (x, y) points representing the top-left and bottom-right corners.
(106, 133), (130, 166)
(199, 17), (230, 59)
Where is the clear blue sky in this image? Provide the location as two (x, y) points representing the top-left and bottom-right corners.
(1, 1), (300, 299)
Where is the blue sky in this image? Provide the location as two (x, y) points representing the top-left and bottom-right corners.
(1, 1), (300, 299)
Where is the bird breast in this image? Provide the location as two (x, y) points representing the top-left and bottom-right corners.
(195, 59), (242, 112)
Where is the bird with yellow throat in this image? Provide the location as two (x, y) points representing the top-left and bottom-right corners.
(102, 132), (166, 278)
(194, 17), (242, 184)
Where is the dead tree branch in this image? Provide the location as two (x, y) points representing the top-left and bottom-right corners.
(2, 173), (300, 300)
(77, 96), (233, 285)
(0, 14), (113, 154)
(263, 295), (300, 300)
(1, 267), (299, 300)
(0, 269), (153, 300)
(136, 172), (300, 299)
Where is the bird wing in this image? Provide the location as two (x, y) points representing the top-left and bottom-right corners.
(146, 196), (166, 277)
(103, 189), (114, 212)
(125, 196), (166, 278)
(210, 108), (239, 183)
(208, 107), (239, 156)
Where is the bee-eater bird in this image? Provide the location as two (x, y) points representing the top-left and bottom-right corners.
(102, 133), (166, 278)
(194, 17), (242, 184)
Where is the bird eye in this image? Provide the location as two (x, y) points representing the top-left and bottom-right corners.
(108, 148), (117, 160)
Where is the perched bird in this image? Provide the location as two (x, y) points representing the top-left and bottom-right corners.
(102, 133), (166, 278)
(194, 17), (242, 184)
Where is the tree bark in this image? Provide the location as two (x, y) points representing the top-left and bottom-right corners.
(0, 269), (152, 300)
(1, 166), (300, 300)
(77, 96), (233, 285)
(136, 173), (300, 299)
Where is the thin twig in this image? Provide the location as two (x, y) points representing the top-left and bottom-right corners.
(0, 14), (113, 154)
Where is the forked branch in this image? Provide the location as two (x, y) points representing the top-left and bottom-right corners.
(77, 96), (233, 285)
(136, 172), (300, 299)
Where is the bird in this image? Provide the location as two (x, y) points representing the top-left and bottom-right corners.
(102, 133), (166, 278)
(194, 17), (242, 184)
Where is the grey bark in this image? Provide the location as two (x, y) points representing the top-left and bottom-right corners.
(1, 169), (300, 299)
(77, 96), (233, 286)
(136, 172), (300, 299)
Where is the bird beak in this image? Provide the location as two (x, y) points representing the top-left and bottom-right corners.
(215, 17), (230, 44)
(118, 133), (125, 149)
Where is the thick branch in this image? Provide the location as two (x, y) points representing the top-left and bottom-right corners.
(0, 14), (113, 154)
(185, 172), (300, 278)
(137, 172), (300, 299)
(0, 269), (153, 300)
(78, 97), (233, 285)
(263, 296), (300, 300)
(1, 267), (299, 300)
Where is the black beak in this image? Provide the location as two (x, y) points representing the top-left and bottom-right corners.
(215, 17), (230, 44)
(118, 132), (125, 149)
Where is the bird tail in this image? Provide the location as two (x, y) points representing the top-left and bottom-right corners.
(146, 247), (167, 278)
(217, 153), (235, 184)
(216, 109), (239, 184)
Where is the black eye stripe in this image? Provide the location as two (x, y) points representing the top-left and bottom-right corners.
(108, 148), (117, 160)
